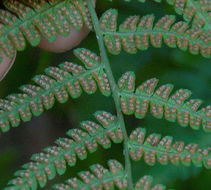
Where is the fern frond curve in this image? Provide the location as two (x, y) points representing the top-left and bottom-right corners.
(53, 160), (128, 190)
(118, 72), (211, 132)
(0, 0), (92, 62)
(129, 127), (211, 169)
(124, 0), (211, 30)
(0, 48), (111, 134)
(100, 9), (211, 58)
(4, 111), (123, 190)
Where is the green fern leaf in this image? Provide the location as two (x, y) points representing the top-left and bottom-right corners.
(100, 9), (211, 58)
(118, 72), (211, 132)
(0, 48), (111, 134)
(4, 111), (123, 190)
(123, 0), (211, 30)
(129, 127), (211, 168)
(0, 0), (92, 62)
(53, 160), (128, 190)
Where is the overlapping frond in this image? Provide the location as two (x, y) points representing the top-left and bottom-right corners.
(0, 0), (92, 63)
(123, 0), (211, 30)
(100, 9), (211, 58)
(53, 160), (168, 190)
(4, 111), (123, 190)
(0, 48), (111, 134)
(129, 127), (211, 168)
(117, 72), (211, 132)
(53, 160), (128, 190)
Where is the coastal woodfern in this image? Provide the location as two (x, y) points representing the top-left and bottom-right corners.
(0, 0), (210, 190)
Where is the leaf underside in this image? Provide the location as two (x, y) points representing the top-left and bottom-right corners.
(124, 0), (211, 30)
(100, 9), (211, 58)
(0, 0), (92, 61)
(118, 72), (211, 132)
(0, 48), (110, 134)
(5, 111), (210, 190)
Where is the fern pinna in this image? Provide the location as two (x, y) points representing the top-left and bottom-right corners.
(0, 48), (110, 132)
(0, 0), (210, 190)
(0, 0), (92, 62)
(100, 9), (210, 58)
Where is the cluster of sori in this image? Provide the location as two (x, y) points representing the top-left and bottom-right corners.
(117, 72), (211, 132)
(53, 160), (167, 190)
(1, 0), (210, 189)
(129, 128), (211, 168)
(0, 48), (111, 133)
(122, 0), (211, 29)
(0, 0), (92, 62)
(100, 9), (211, 58)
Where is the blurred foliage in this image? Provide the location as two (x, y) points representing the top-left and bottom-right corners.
(0, 0), (210, 189)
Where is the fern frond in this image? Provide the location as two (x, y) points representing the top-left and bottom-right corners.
(4, 111), (123, 190)
(0, 0), (92, 62)
(129, 127), (211, 168)
(100, 9), (211, 58)
(117, 72), (211, 132)
(0, 48), (111, 134)
(53, 160), (128, 190)
(124, 0), (211, 30)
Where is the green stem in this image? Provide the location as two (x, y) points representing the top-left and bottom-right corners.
(86, 0), (133, 189)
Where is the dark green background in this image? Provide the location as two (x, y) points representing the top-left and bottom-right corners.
(0, 0), (210, 189)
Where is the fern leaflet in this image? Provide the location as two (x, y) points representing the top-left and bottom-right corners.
(0, 48), (110, 134)
(129, 127), (211, 168)
(0, 0), (92, 63)
(118, 72), (211, 132)
(124, 0), (211, 30)
(100, 9), (211, 58)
